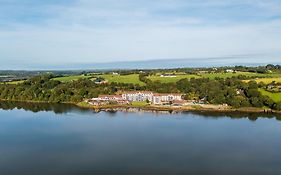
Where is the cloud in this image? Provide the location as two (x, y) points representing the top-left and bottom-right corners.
(0, 0), (281, 68)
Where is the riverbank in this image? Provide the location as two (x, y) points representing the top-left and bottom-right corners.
(0, 99), (76, 105)
(76, 101), (281, 115)
(0, 99), (280, 115)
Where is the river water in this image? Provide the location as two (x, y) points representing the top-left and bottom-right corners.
(0, 102), (280, 175)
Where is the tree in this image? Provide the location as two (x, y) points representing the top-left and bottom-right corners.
(273, 102), (281, 111)
(250, 97), (263, 107)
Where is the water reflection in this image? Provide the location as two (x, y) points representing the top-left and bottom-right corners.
(184, 111), (281, 121)
(0, 101), (89, 114)
(0, 102), (281, 175)
(0, 101), (280, 121)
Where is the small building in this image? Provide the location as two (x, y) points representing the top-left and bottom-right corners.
(226, 69), (234, 73)
(89, 95), (129, 106)
(94, 95), (123, 101)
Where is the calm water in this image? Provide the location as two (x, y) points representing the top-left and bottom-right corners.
(0, 102), (281, 175)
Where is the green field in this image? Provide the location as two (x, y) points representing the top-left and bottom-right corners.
(259, 89), (281, 102)
(246, 78), (281, 84)
(148, 74), (200, 83)
(0, 80), (25, 85)
(100, 74), (145, 85)
(148, 72), (280, 83)
(9, 71), (280, 85)
(201, 72), (271, 79)
(53, 75), (92, 82)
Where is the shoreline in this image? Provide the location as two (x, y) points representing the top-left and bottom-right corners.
(76, 102), (281, 115)
(0, 99), (280, 115)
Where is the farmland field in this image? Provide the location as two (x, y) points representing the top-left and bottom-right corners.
(201, 72), (273, 79)
(100, 74), (145, 85)
(259, 89), (281, 102)
(0, 80), (25, 85)
(25, 71), (281, 85)
(148, 74), (200, 83)
(53, 75), (92, 82)
(148, 72), (281, 83)
(246, 78), (281, 84)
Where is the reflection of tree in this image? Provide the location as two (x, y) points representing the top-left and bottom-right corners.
(181, 111), (280, 121)
(0, 101), (90, 114)
(0, 101), (280, 121)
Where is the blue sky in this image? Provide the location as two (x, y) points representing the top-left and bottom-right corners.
(1, 0), (281, 69)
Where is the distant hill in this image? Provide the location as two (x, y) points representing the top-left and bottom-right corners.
(57, 55), (281, 70)
(1, 54), (281, 70)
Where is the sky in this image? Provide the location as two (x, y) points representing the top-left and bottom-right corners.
(1, 0), (281, 69)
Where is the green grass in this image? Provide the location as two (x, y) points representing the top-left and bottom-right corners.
(100, 74), (145, 85)
(201, 72), (269, 79)
(131, 101), (149, 107)
(148, 74), (199, 83)
(148, 72), (280, 83)
(0, 80), (25, 85)
(53, 75), (92, 82)
(259, 89), (281, 102)
(77, 101), (93, 108)
(246, 78), (281, 84)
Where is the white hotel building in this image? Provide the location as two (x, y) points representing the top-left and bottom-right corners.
(122, 91), (154, 102)
(122, 91), (183, 105)
(152, 93), (182, 105)
(91, 91), (184, 105)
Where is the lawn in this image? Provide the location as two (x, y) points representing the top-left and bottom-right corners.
(100, 74), (145, 85)
(259, 89), (281, 102)
(131, 101), (149, 107)
(53, 75), (92, 82)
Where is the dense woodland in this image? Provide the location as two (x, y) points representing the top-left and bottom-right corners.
(0, 72), (281, 110)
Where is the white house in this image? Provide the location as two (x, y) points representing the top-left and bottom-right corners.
(226, 69), (234, 73)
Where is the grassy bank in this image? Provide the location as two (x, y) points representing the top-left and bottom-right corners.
(76, 102), (281, 114)
(259, 89), (281, 102)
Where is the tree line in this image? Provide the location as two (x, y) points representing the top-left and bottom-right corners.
(0, 74), (281, 110)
